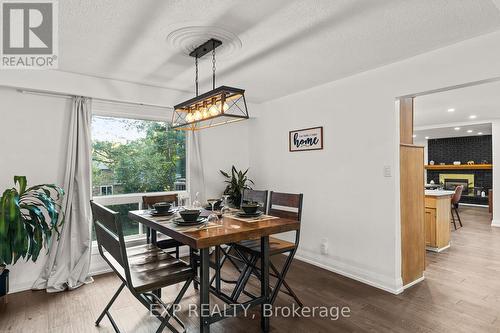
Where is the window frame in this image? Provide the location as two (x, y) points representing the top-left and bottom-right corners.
(90, 109), (189, 245)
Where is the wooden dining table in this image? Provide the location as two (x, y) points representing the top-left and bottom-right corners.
(128, 209), (300, 333)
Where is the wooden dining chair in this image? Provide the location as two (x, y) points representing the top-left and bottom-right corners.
(451, 185), (464, 230)
(231, 191), (304, 307)
(142, 194), (183, 258)
(90, 201), (194, 333)
(210, 189), (270, 288)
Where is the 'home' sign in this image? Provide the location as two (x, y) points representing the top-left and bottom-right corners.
(289, 126), (323, 152)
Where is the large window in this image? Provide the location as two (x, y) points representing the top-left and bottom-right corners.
(91, 115), (186, 239)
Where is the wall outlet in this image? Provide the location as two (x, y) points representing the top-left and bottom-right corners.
(320, 239), (328, 255)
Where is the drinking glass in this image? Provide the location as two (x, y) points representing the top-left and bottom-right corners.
(220, 195), (231, 216)
(207, 198), (218, 212)
(192, 192), (202, 209)
(207, 213), (220, 226)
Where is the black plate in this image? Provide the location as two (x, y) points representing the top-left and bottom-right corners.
(173, 217), (206, 226)
(150, 210), (175, 217)
(236, 211), (263, 218)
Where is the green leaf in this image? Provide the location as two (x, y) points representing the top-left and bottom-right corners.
(14, 176), (27, 195)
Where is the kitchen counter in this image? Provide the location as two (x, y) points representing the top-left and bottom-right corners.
(424, 191), (452, 252)
(425, 190), (455, 197)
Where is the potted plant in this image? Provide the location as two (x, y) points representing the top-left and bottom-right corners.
(0, 176), (64, 297)
(220, 166), (254, 207)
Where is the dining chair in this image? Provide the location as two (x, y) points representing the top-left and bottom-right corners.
(210, 189), (270, 288)
(142, 194), (183, 258)
(231, 191), (304, 307)
(451, 185), (464, 230)
(90, 201), (194, 333)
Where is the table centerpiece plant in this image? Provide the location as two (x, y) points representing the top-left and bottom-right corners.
(220, 166), (253, 207)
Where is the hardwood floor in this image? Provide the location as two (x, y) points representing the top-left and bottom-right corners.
(1, 206), (500, 332)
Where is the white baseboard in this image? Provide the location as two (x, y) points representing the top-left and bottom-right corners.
(491, 219), (500, 227)
(293, 249), (403, 295)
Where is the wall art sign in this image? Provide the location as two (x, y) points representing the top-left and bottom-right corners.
(289, 126), (323, 152)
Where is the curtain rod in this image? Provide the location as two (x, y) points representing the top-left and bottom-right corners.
(4, 85), (173, 110)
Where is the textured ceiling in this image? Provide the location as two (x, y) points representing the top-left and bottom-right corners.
(59, 0), (500, 103)
(414, 80), (500, 128)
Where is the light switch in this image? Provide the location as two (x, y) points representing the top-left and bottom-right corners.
(384, 165), (392, 177)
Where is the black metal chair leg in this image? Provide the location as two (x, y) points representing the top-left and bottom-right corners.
(269, 255), (303, 307)
(455, 207), (463, 227)
(96, 282), (126, 327)
(451, 208), (457, 230)
(175, 246), (180, 259)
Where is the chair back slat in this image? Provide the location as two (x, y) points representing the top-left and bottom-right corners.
(268, 191), (303, 222)
(241, 189), (269, 213)
(90, 201), (127, 270)
(143, 194), (179, 209)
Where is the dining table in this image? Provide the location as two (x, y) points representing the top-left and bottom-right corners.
(128, 209), (300, 333)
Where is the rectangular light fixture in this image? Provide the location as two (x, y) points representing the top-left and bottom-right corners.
(171, 85), (249, 131)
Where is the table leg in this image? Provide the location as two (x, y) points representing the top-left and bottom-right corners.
(200, 248), (210, 333)
(215, 246), (221, 293)
(261, 236), (270, 332)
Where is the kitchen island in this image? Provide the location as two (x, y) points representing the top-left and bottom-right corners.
(424, 190), (454, 252)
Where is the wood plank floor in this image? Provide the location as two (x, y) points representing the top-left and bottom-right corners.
(1, 206), (500, 332)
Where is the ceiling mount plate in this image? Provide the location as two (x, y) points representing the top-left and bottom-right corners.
(189, 38), (222, 58)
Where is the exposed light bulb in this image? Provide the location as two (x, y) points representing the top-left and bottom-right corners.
(467, 130), (473, 133)
(447, 108), (455, 112)
(454, 127), (460, 131)
(469, 115), (477, 119)
(425, 136), (429, 139)
(185, 113), (194, 122)
(208, 104), (220, 116)
(194, 110), (202, 121)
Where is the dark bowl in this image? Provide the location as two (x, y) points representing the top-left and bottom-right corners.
(241, 203), (259, 214)
(153, 202), (171, 213)
(179, 209), (201, 222)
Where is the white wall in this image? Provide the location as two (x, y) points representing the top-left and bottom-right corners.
(197, 120), (250, 201)
(249, 30), (500, 293)
(0, 87), (72, 292)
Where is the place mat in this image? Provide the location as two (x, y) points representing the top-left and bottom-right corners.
(229, 214), (279, 223)
(171, 222), (223, 232)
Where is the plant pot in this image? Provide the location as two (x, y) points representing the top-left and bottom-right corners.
(0, 269), (9, 297)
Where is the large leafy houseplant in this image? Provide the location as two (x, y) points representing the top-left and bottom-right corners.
(0, 176), (64, 270)
(220, 166), (254, 207)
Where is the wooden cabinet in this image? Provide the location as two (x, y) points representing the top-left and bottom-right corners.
(424, 208), (436, 247)
(400, 144), (425, 286)
(424, 195), (451, 252)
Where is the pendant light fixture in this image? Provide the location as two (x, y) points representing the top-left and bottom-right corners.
(172, 39), (249, 131)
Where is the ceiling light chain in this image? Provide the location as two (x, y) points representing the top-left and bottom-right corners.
(212, 40), (216, 90)
(195, 56), (199, 96)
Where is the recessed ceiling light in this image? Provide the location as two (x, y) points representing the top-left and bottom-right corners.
(454, 127), (460, 131)
(478, 132), (483, 135)
(467, 130), (473, 133)
(447, 108), (455, 112)
(469, 115), (477, 119)
(425, 136), (429, 139)
(412, 134), (417, 138)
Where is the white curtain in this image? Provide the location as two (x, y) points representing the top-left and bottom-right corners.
(33, 97), (94, 292)
(188, 131), (206, 204)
